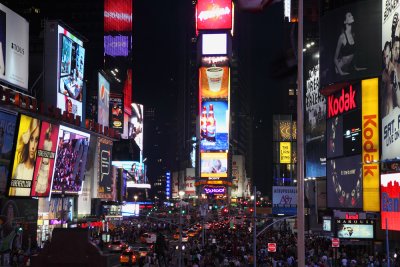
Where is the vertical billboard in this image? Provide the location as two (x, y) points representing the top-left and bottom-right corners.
(381, 173), (400, 231)
(279, 142), (291, 163)
(382, 2), (400, 160)
(104, 0), (133, 32)
(97, 138), (113, 198)
(166, 171), (171, 199)
(0, 4), (29, 90)
(0, 110), (17, 194)
(129, 103), (144, 151)
(98, 72), (110, 128)
(272, 186), (297, 215)
(104, 35), (130, 57)
(50, 126), (90, 195)
(109, 92), (124, 133)
(319, 0), (381, 89)
(202, 33), (228, 56)
(361, 78), (379, 211)
(196, 0), (233, 31)
(185, 168), (196, 197)
(200, 152), (228, 178)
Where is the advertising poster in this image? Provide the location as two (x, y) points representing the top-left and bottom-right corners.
(104, 35), (130, 57)
(272, 186), (297, 215)
(172, 171), (178, 199)
(327, 155), (362, 209)
(200, 100), (228, 151)
(382, 2), (400, 160)
(381, 173), (400, 231)
(185, 170), (196, 197)
(200, 66), (229, 99)
(319, 0), (381, 89)
(123, 69), (132, 115)
(327, 116), (343, 159)
(279, 142), (291, 163)
(98, 72), (110, 128)
(31, 122), (59, 197)
(196, 0), (232, 31)
(97, 138), (113, 198)
(51, 126), (90, 195)
(0, 110), (17, 194)
(336, 220), (374, 239)
(109, 93), (124, 133)
(111, 161), (148, 188)
(104, 0), (132, 32)
(0, 4), (29, 90)
(9, 115), (41, 197)
(129, 103), (143, 151)
(200, 152), (227, 178)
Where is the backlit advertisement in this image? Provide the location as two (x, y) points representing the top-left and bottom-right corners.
(98, 72), (110, 128)
(121, 202), (139, 217)
(30, 122), (59, 197)
(200, 152), (227, 178)
(381, 173), (400, 231)
(336, 219), (374, 239)
(111, 161), (149, 188)
(109, 93), (124, 133)
(185, 169), (196, 197)
(0, 4), (29, 90)
(204, 186), (225, 194)
(382, 1), (400, 160)
(196, 0), (232, 31)
(104, 35), (129, 57)
(9, 115), (41, 197)
(0, 110), (17, 194)
(97, 138), (113, 198)
(327, 155), (362, 209)
(104, 0), (132, 32)
(202, 33), (227, 55)
(124, 69), (132, 115)
(272, 186), (297, 215)
(200, 66), (229, 99)
(361, 78), (379, 211)
(50, 126), (90, 195)
(279, 142), (291, 164)
(319, 0), (381, 89)
(128, 104), (143, 151)
(200, 100), (228, 151)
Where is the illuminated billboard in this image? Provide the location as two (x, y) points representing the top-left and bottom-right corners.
(98, 72), (110, 128)
(9, 115), (41, 197)
(202, 33), (227, 55)
(97, 138), (113, 198)
(200, 100), (228, 151)
(121, 202), (139, 217)
(0, 110), (17, 194)
(204, 186), (226, 195)
(336, 219), (374, 239)
(381, 173), (400, 231)
(51, 125), (90, 195)
(111, 161), (149, 188)
(272, 186), (297, 215)
(200, 66), (229, 99)
(279, 142), (291, 163)
(104, 35), (129, 57)
(196, 0), (232, 31)
(0, 4), (29, 90)
(109, 93), (124, 133)
(104, 0), (132, 32)
(129, 103), (143, 151)
(200, 152), (227, 178)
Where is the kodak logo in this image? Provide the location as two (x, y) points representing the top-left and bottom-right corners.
(328, 86), (356, 118)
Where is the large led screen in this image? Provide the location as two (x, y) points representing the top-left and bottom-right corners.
(31, 122), (59, 197)
(200, 152), (228, 178)
(381, 173), (400, 231)
(382, 2), (400, 160)
(200, 66), (229, 99)
(327, 116), (343, 159)
(109, 93), (124, 133)
(200, 100), (228, 151)
(104, 35), (130, 57)
(196, 0), (232, 31)
(9, 115), (41, 197)
(337, 222), (374, 239)
(319, 0), (381, 89)
(104, 0), (132, 32)
(98, 72), (110, 128)
(0, 110), (17, 194)
(202, 33), (227, 55)
(129, 104), (143, 151)
(111, 161), (149, 188)
(327, 155), (362, 209)
(51, 126), (90, 195)
(121, 202), (139, 217)
(98, 138), (113, 197)
(0, 4), (29, 90)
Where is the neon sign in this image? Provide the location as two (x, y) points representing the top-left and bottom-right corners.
(196, 0), (232, 30)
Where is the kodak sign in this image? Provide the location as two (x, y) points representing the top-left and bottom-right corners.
(327, 86), (357, 118)
(362, 78), (379, 211)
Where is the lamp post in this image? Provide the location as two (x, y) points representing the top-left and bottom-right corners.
(251, 186), (256, 267)
(178, 191), (185, 267)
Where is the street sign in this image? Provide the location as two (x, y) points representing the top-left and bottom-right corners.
(331, 238), (340, 248)
(267, 243), (277, 252)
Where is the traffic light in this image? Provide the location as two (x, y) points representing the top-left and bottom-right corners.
(249, 208), (254, 213)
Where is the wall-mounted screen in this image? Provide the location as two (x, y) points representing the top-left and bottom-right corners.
(202, 33), (227, 55)
(200, 66), (229, 99)
(98, 72), (110, 128)
(200, 152), (228, 178)
(128, 104), (143, 151)
(104, 35), (129, 57)
(121, 202), (139, 217)
(104, 0), (132, 32)
(97, 138), (113, 197)
(336, 219), (374, 239)
(197, 0), (232, 31)
(111, 161), (149, 188)
(109, 93), (124, 133)
(0, 109), (17, 194)
(381, 173), (400, 231)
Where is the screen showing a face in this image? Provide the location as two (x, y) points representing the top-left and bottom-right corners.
(129, 104), (144, 151)
(51, 126), (90, 195)
(98, 73), (110, 128)
(337, 224), (374, 239)
(111, 161), (148, 187)
(0, 110), (17, 194)
(201, 152), (228, 178)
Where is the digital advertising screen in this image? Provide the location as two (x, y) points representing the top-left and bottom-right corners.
(204, 186), (226, 195)
(319, 0), (381, 89)
(200, 100), (229, 151)
(121, 202), (139, 217)
(200, 66), (229, 99)
(327, 116), (343, 159)
(323, 218), (331, 231)
(104, 0), (133, 32)
(200, 152), (228, 178)
(327, 155), (362, 209)
(51, 126), (90, 195)
(202, 33), (227, 55)
(57, 25), (85, 117)
(104, 35), (130, 57)
(0, 110), (17, 194)
(342, 110), (361, 156)
(0, 4), (29, 90)
(109, 93), (124, 133)
(30, 122), (59, 197)
(128, 104), (143, 151)
(111, 161), (149, 188)
(381, 173), (400, 231)
(196, 0), (232, 31)
(9, 115), (41, 197)
(97, 138), (113, 198)
(336, 220), (374, 239)
(98, 72), (110, 128)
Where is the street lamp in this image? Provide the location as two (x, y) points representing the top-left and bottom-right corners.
(134, 195), (138, 202)
(178, 191), (185, 267)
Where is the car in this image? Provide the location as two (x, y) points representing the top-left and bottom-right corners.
(108, 240), (128, 252)
(181, 234), (189, 242)
(140, 233), (157, 244)
(120, 249), (138, 266)
(187, 229), (196, 237)
(138, 247), (150, 257)
(173, 232), (180, 240)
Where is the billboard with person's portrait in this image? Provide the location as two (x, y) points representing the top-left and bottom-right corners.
(200, 152), (228, 178)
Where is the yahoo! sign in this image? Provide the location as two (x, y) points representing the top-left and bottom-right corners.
(204, 186), (226, 194)
(197, 0), (232, 31)
(327, 85), (358, 118)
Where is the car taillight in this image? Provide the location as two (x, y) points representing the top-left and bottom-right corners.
(132, 255), (136, 260)
(119, 244), (123, 247)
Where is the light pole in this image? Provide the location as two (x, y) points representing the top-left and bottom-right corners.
(251, 186), (256, 267)
(178, 190), (185, 267)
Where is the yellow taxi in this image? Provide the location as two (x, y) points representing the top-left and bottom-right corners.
(120, 249), (138, 266)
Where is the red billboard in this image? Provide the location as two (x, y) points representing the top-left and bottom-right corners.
(381, 173), (400, 231)
(104, 0), (133, 32)
(196, 0), (232, 31)
(123, 69), (132, 115)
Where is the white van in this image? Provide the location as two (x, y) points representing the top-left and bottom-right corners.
(140, 233), (157, 244)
